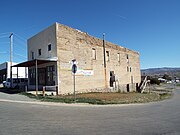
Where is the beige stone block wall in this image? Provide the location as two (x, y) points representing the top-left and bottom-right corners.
(56, 23), (141, 94)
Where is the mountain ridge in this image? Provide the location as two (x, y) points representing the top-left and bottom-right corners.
(141, 67), (180, 78)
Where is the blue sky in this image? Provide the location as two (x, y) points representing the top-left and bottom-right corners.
(0, 0), (180, 69)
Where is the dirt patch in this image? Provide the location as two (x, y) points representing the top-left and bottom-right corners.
(21, 84), (173, 105)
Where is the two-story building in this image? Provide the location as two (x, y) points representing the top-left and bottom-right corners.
(13, 22), (141, 95)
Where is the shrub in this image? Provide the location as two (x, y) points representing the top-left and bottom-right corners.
(150, 78), (160, 85)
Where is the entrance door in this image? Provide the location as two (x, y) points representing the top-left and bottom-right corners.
(38, 68), (46, 85)
(127, 84), (130, 92)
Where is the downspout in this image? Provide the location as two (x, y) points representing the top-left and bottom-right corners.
(103, 33), (108, 88)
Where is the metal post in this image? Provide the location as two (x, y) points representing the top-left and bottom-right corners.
(10, 66), (12, 88)
(73, 73), (76, 103)
(17, 67), (19, 88)
(103, 33), (107, 88)
(35, 59), (38, 96)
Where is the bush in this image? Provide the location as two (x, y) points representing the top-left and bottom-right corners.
(150, 78), (160, 85)
(162, 74), (172, 81)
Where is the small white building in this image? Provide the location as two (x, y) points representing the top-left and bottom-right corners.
(0, 62), (28, 84)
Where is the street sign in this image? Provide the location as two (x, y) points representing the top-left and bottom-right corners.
(72, 64), (77, 74)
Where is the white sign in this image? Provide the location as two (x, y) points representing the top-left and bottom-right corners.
(75, 70), (94, 76)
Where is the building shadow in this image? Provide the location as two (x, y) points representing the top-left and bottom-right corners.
(0, 87), (23, 94)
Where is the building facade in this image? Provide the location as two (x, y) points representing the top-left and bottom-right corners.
(27, 22), (141, 94)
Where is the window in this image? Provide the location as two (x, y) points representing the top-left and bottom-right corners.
(31, 52), (34, 60)
(117, 53), (120, 62)
(29, 68), (35, 85)
(131, 76), (134, 84)
(21, 78), (25, 82)
(106, 51), (110, 62)
(38, 49), (41, 56)
(127, 54), (129, 63)
(130, 67), (132, 72)
(92, 48), (96, 60)
(46, 65), (55, 86)
(48, 44), (51, 51)
(127, 66), (129, 72)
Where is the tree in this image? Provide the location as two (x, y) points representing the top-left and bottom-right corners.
(162, 74), (172, 81)
(150, 78), (160, 85)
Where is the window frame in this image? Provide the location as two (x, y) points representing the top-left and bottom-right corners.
(117, 53), (120, 62)
(92, 48), (96, 60)
(48, 44), (51, 51)
(38, 49), (41, 56)
(31, 51), (34, 60)
(106, 51), (110, 62)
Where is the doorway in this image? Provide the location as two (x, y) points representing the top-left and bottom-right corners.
(127, 84), (130, 92)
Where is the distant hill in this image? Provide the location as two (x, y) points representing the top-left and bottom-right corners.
(141, 67), (180, 78)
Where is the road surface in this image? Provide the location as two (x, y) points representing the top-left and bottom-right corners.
(0, 86), (180, 135)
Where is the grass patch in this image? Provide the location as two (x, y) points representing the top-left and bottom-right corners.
(20, 91), (173, 105)
(176, 84), (180, 87)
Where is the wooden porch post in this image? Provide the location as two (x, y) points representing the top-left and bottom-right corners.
(35, 59), (38, 96)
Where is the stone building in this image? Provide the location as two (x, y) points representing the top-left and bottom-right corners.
(14, 22), (141, 94)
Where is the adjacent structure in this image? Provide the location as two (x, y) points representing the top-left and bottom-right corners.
(14, 22), (141, 94)
(0, 62), (28, 84)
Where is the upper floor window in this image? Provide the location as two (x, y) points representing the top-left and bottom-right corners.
(48, 44), (51, 51)
(117, 53), (120, 62)
(131, 76), (134, 84)
(106, 51), (110, 62)
(127, 54), (129, 63)
(38, 49), (41, 56)
(127, 66), (129, 72)
(92, 48), (96, 60)
(31, 51), (34, 60)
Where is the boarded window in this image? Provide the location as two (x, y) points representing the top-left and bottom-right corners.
(106, 51), (110, 62)
(117, 53), (120, 62)
(92, 48), (96, 60)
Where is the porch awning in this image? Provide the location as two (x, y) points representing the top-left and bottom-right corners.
(12, 59), (57, 67)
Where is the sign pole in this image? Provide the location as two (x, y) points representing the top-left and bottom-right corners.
(73, 72), (76, 103)
(72, 59), (77, 103)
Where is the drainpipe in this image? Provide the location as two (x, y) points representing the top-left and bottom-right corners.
(103, 33), (108, 88)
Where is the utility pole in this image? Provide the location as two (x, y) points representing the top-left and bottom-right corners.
(9, 33), (13, 88)
(103, 33), (108, 88)
(9, 33), (13, 67)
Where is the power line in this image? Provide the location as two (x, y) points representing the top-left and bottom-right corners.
(0, 42), (9, 44)
(0, 51), (8, 54)
(0, 35), (8, 39)
(13, 43), (26, 50)
(14, 53), (27, 59)
(14, 40), (27, 48)
(14, 33), (27, 43)
(0, 32), (11, 35)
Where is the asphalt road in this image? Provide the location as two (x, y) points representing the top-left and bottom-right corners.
(0, 86), (180, 135)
